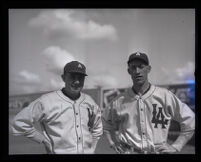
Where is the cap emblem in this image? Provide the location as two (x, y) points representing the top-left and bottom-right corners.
(78, 64), (82, 68)
(136, 51), (140, 56)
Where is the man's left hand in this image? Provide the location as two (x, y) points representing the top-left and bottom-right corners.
(156, 143), (178, 154)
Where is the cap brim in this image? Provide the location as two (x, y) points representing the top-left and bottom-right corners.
(68, 71), (88, 76)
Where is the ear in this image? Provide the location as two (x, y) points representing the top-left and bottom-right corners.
(61, 74), (65, 82)
(127, 68), (131, 75)
(147, 65), (151, 73)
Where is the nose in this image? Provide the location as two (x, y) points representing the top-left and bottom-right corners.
(136, 67), (141, 73)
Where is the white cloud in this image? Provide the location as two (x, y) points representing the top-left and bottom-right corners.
(10, 70), (42, 95)
(42, 46), (75, 75)
(28, 9), (117, 41)
(176, 62), (194, 80)
(10, 70), (65, 94)
(18, 70), (41, 84)
(160, 62), (195, 84)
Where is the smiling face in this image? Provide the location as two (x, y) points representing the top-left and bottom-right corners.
(128, 59), (151, 87)
(62, 72), (85, 98)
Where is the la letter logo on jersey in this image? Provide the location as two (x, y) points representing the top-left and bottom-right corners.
(151, 104), (169, 129)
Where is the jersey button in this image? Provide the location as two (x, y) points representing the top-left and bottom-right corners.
(76, 113), (78, 115)
(77, 125), (79, 128)
(141, 109), (143, 111)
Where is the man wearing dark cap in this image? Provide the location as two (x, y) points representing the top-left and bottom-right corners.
(11, 61), (103, 154)
(102, 52), (195, 154)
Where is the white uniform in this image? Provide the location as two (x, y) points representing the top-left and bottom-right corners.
(102, 85), (195, 153)
(11, 90), (103, 154)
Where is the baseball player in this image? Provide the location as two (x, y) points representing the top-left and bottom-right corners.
(11, 61), (103, 154)
(102, 52), (195, 154)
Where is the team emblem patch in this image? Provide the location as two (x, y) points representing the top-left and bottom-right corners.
(151, 104), (169, 129)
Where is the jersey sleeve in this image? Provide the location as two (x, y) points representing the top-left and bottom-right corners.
(102, 98), (121, 132)
(11, 97), (47, 143)
(167, 90), (195, 133)
(90, 103), (103, 140)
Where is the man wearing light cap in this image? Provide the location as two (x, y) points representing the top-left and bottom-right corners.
(102, 52), (195, 154)
(11, 61), (103, 154)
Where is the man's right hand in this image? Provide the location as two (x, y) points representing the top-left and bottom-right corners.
(110, 143), (125, 154)
(42, 139), (52, 154)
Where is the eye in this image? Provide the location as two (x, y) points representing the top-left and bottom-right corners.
(139, 65), (144, 68)
(130, 66), (136, 70)
(78, 76), (85, 80)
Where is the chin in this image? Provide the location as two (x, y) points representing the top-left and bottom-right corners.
(71, 87), (82, 93)
(134, 81), (145, 86)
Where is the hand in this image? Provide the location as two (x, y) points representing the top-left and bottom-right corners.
(110, 143), (125, 154)
(42, 139), (52, 154)
(156, 143), (178, 154)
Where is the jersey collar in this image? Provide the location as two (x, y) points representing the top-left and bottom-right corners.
(57, 89), (85, 104)
(128, 84), (156, 100)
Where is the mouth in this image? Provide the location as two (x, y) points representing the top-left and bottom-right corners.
(71, 84), (82, 90)
(135, 76), (143, 79)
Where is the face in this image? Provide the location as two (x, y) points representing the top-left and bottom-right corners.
(128, 59), (151, 86)
(62, 72), (85, 96)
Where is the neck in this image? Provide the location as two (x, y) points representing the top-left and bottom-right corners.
(132, 82), (150, 95)
(62, 88), (80, 101)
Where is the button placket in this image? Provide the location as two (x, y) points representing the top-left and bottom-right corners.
(73, 102), (83, 153)
(139, 98), (148, 150)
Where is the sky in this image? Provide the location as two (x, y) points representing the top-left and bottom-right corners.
(9, 9), (195, 95)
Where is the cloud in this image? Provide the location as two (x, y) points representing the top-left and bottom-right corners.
(10, 70), (42, 95)
(176, 62), (194, 80)
(10, 70), (65, 94)
(160, 61), (195, 84)
(17, 70), (41, 84)
(42, 46), (75, 75)
(28, 9), (117, 41)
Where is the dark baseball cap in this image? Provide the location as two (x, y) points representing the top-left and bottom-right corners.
(127, 52), (149, 65)
(64, 61), (88, 76)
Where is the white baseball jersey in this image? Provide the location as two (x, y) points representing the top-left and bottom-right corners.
(102, 85), (195, 153)
(11, 90), (103, 154)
